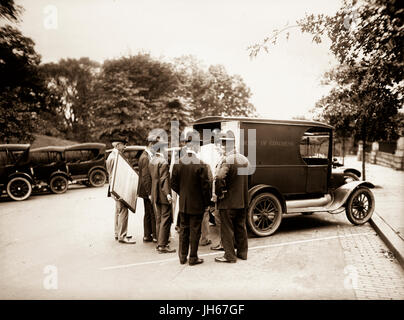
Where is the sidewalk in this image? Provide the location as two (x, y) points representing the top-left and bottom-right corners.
(342, 155), (404, 266)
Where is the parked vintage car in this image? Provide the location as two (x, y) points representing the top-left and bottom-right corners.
(192, 116), (376, 237)
(0, 144), (33, 201)
(29, 146), (70, 194)
(64, 143), (107, 187)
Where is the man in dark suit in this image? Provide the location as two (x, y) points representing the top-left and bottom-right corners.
(149, 136), (176, 254)
(171, 132), (212, 266)
(137, 141), (157, 243)
(215, 130), (250, 263)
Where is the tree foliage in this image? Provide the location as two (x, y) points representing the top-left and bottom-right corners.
(250, 0), (403, 179)
(173, 55), (256, 120)
(90, 54), (255, 145)
(0, 0), (22, 22)
(40, 58), (100, 141)
(90, 54), (187, 145)
(0, 25), (50, 143)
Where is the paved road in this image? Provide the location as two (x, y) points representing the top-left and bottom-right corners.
(0, 185), (403, 300)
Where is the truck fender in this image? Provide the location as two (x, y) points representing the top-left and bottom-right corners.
(343, 168), (361, 178)
(330, 181), (375, 210)
(248, 184), (287, 214)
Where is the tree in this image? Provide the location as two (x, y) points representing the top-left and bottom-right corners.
(250, 0), (403, 179)
(40, 58), (100, 141)
(90, 54), (185, 145)
(0, 0), (22, 22)
(0, 25), (50, 143)
(173, 55), (256, 120)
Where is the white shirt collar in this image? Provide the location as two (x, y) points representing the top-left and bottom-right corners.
(145, 148), (153, 158)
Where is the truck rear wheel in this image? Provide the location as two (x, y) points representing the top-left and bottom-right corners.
(7, 177), (32, 201)
(345, 187), (375, 225)
(247, 192), (283, 237)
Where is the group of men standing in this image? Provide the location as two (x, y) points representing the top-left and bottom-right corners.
(106, 129), (251, 265)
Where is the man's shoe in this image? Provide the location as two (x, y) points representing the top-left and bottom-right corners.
(237, 254), (247, 260)
(210, 244), (224, 251)
(143, 237), (153, 242)
(118, 237), (136, 244)
(189, 258), (204, 266)
(179, 257), (188, 265)
(158, 245), (176, 253)
(215, 256), (236, 263)
(116, 235), (132, 240)
(199, 239), (212, 246)
(152, 238), (158, 243)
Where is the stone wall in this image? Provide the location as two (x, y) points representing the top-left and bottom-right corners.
(357, 138), (404, 170)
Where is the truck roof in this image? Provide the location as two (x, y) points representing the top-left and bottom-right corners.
(193, 116), (333, 130)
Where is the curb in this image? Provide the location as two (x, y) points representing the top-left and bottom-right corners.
(370, 212), (404, 268)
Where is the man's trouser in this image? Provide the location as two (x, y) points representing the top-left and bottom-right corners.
(213, 209), (222, 246)
(179, 212), (203, 261)
(219, 208), (248, 261)
(155, 203), (172, 247)
(143, 197), (156, 239)
(199, 209), (210, 245)
(115, 200), (129, 240)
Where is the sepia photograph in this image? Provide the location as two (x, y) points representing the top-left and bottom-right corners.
(0, 0), (403, 312)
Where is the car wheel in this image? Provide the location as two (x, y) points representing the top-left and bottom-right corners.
(50, 175), (68, 194)
(345, 187), (375, 225)
(7, 177), (32, 201)
(89, 169), (107, 187)
(247, 192), (283, 237)
(344, 172), (360, 183)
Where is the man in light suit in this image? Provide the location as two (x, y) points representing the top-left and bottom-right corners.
(171, 132), (212, 265)
(149, 135), (176, 254)
(106, 137), (135, 244)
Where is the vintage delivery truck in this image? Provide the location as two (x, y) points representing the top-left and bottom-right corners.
(192, 116), (375, 237)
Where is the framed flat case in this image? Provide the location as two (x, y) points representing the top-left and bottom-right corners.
(110, 152), (139, 213)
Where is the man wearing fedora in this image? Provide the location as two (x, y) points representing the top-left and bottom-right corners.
(171, 131), (212, 265)
(214, 130), (250, 263)
(148, 134), (176, 254)
(106, 136), (135, 244)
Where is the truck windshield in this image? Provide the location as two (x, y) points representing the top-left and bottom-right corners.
(300, 130), (330, 164)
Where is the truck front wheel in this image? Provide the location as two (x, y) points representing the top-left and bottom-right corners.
(345, 187), (375, 225)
